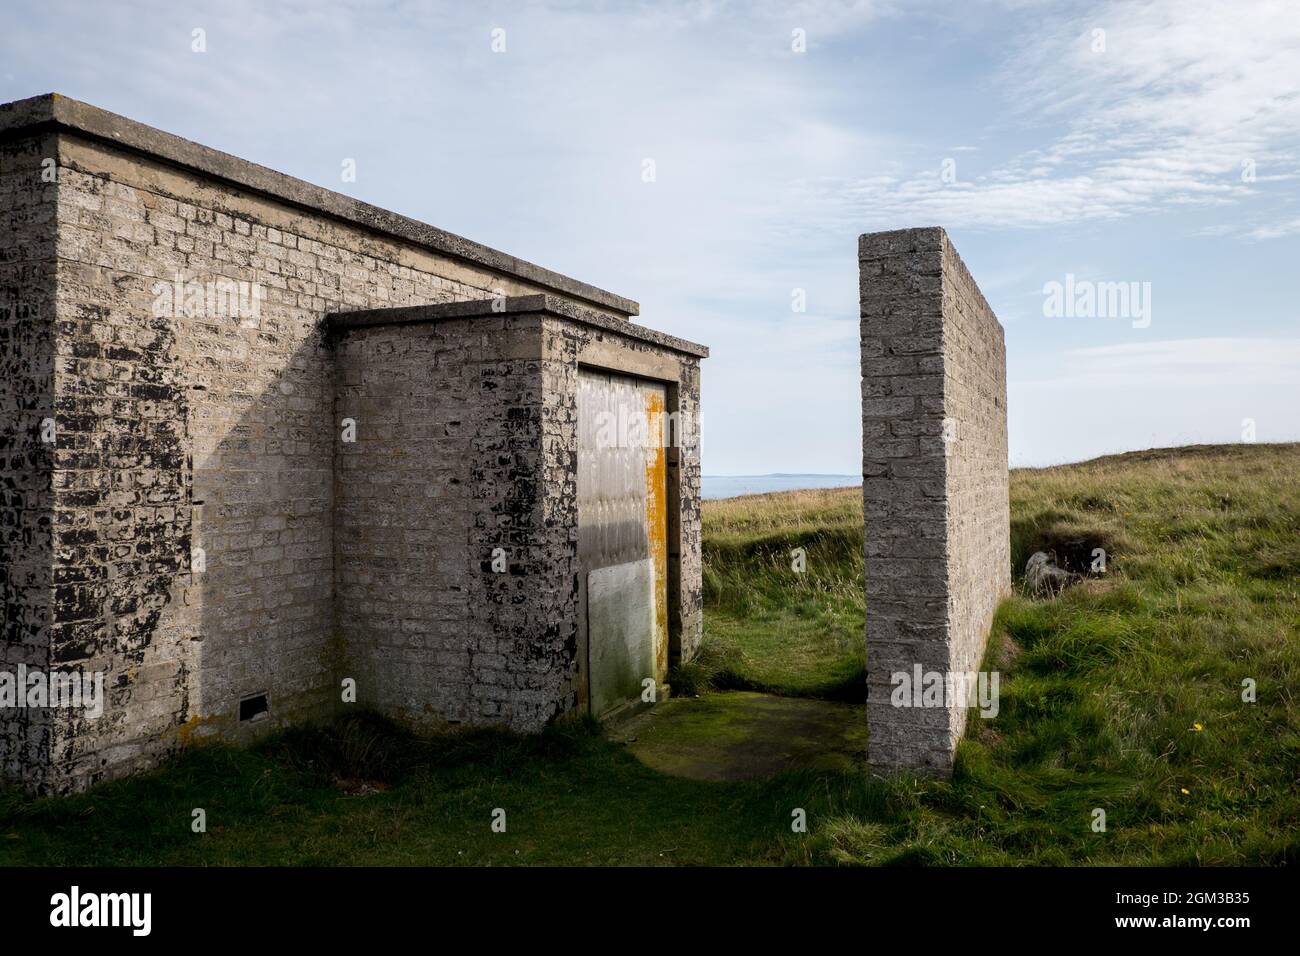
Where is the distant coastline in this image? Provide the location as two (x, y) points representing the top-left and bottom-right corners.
(702, 474), (861, 500)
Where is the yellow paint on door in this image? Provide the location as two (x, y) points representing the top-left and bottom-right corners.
(643, 387), (670, 682)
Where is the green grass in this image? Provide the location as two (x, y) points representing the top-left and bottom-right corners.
(0, 714), (819, 866)
(799, 443), (1300, 866)
(2, 443), (1298, 865)
(678, 486), (866, 699)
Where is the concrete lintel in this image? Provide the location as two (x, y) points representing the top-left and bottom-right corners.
(0, 93), (640, 317)
(327, 295), (710, 359)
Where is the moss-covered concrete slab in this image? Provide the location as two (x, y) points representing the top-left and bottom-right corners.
(607, 691), (868, 781)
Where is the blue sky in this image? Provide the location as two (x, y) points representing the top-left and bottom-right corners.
(4, 0), (1297, 472)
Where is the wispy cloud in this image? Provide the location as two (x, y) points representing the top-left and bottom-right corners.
(810, 0), (1300, 232)
(1245, 217), (1300, 240)
(1015, 337), (1300, 389)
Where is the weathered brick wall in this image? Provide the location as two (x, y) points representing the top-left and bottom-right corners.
(332, 313), (561, 729)
(37, 130), (634, 789)
(859, 227), (1009, 776)
(0, 132), (57, 788)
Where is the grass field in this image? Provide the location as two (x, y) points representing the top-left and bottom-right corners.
(2, 443), (1297, 865)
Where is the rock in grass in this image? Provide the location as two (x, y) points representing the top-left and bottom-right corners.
(1025, 551), (1079, 596)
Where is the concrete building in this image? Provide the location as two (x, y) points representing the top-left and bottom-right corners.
(0, 94), (706, 793)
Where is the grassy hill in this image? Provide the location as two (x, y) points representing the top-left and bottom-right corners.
(1, 443), (1296, 865)
(689, 442), (1300, 864)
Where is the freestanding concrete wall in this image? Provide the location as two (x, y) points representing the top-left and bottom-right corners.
(859, 227), (1010, 776)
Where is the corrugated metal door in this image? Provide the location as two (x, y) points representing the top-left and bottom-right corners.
(577, 369), (669, 719)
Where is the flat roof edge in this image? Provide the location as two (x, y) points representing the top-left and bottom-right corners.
(0, 93), (640, 317)
(327, 295), (709, 358)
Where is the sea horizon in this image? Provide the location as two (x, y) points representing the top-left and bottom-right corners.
(702, 473), (861, 500)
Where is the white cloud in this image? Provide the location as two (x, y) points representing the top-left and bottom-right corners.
(1246, 217), (1300, 240)
(1015, 337), (1300, 389)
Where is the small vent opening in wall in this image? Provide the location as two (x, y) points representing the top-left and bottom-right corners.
(239, 692), (269, 722)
